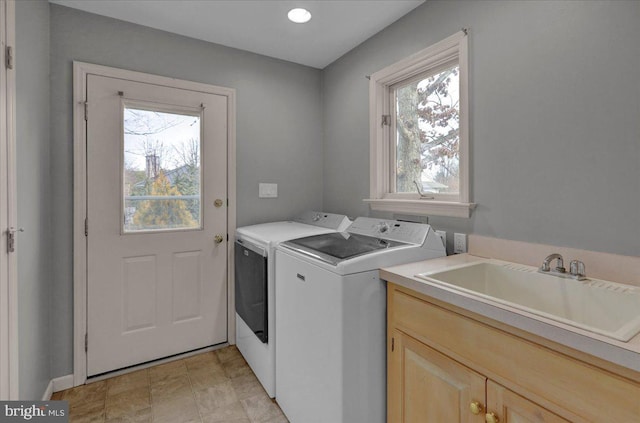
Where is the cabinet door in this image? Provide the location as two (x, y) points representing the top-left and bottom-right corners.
(389, 330), (486, 423)
(486, 380), (571, 423)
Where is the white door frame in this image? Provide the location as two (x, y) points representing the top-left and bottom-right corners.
(73, 62), (236, 386)
(0, 0), (18, 400)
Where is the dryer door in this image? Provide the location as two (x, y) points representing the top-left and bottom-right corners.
(235, 240), (268, 343)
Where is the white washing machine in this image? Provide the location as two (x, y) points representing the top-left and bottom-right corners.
(275, 217), (445, 423)
(234, 211), (351, 398)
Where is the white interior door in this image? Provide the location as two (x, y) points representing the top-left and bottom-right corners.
(86, 74), (228, 376)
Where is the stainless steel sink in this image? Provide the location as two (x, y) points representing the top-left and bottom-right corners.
(416, 261), (640, 342)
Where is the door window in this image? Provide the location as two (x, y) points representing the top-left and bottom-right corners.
(123, 105), (202, 232)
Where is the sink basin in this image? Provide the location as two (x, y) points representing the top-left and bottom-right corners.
(416, 261), (640, 342)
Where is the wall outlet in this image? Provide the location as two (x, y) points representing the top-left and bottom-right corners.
(454, 233), (467, 254)
(259, 183), (278, 198)
(434, 230), (446, 248)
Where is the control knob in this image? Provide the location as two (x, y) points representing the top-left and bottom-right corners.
(378, 222), (390, 233)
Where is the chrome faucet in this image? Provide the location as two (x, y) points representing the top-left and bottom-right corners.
(539, 253), (587, 280)
(540, 253), (565, 273)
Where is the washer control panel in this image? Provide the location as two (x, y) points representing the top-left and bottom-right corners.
(347, 217), (431, 245)
(292, 211), (352, 231)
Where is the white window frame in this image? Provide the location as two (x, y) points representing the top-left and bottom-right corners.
(364, 30), (475, 218)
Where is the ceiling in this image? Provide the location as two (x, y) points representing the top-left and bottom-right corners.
(50, 0), (425, 69)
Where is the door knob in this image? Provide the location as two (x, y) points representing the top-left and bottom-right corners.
(470, 401), (484, 415)
(214, 199), (224, 208)
(214, 234), (224, 244)
(485, 412), (500, 423)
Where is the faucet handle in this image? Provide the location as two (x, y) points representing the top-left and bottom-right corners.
(569, 260), (586, 277)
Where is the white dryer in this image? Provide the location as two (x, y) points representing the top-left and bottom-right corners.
(275, 217), (446, 423)
(234, 211), (351, 398)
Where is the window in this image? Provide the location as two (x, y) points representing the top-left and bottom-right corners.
(123, 104), (203, 232)
(365, 30), (474, 218)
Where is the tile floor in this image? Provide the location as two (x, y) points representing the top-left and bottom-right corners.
(52, 346), (289, 423)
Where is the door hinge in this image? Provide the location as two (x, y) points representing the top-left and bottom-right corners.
(85, 333), (88, 352)
(84, 102), (88, 121)
(7, 230), (15, 253)
(381, 114), (391, 127)
(391, 337), (395, 352)
(6, 227), (23, 253)
(84, 218), (88, 236)
(5, 46), (13, 70)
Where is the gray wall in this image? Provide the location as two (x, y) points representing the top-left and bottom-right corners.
(49, 5), (324, 377)
(43, 0), (640, 379)
(322, 0), (640, 256)
(16, 0), (51, 400)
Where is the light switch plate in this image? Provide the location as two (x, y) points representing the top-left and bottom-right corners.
(259, 183), (278, 198)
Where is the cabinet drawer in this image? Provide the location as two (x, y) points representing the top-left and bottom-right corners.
(389, 284), (640, 422)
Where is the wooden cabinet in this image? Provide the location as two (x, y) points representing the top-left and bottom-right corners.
(387, 283), (640, 423)
(486, 381), (570, 423)
(389, 329), (486, 422)
(389, 328), (568, 423)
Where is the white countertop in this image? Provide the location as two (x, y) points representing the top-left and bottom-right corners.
(380, 254), (640, 374)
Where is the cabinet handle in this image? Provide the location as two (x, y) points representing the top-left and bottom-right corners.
(485, 412), (499, 423)
(469, 401), (484, 415)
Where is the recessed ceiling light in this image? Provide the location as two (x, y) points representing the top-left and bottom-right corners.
(287, 8), (312, 24)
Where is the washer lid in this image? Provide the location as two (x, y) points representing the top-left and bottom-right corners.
(281, 232), (406, 266)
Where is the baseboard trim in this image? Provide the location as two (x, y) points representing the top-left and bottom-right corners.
(52, 375), (74, 393)
(41, 380), (53, 401)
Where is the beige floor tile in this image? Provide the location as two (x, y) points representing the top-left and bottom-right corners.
(65, 380), (108, 409)
(260, 414), (289, 423)
(200, 401), (250, 423)
(241, 395), (288, 423)
(229, 373), (266, 401)
(67, 346), (287, 423)
(221, 356), (252, 379)
(106, 369), (149, 397)
(151, 373), (193, 402)
(188, 366), (229, 391)
(70, 413), (106, 423)
(187, 360), (225, 378)
(152, 394), (201, 423)
(69, 399), (105, 415)
(194, 381), (238, 416)
(104, 407), (151, 423)
(215, 345), (242, 363)
(105, 386), (150, 420)
(184, 351), (220, 371)
(203, 417), (250, 423)
(148, 359), (188, 384)
(68, 399), (106, 423)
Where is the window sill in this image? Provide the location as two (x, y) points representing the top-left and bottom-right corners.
(363, 198), (476, 218)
